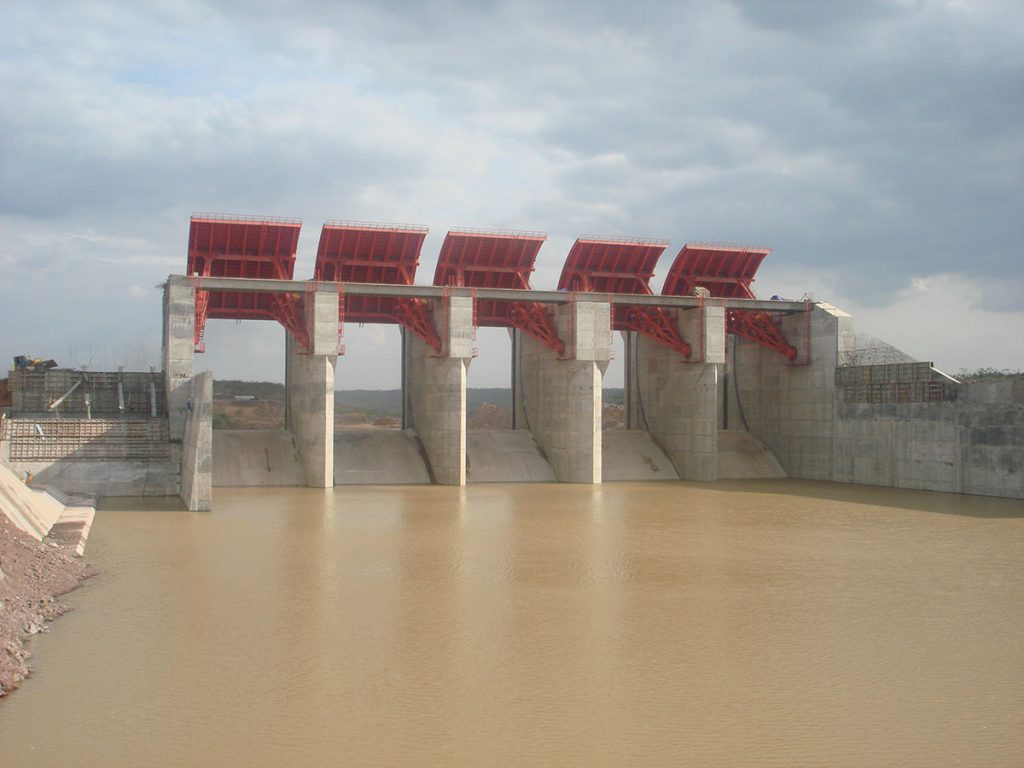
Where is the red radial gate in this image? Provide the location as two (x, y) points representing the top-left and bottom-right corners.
(313, 221), (441, 353)
(557, 236), (691, 357)
(187, 214), (308, 352)
(433, 228), (564, 355)
(661, 244), (797, 360)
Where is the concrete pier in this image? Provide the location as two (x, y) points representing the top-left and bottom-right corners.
(284, 287), (339, 488)
(514, 300), (611, 483)
(733, 303), (853, 480)
(402, 296), (475, 485)
(635, 302), (726, 481)
(162, 276), (196, 442)
(180, 371), (212, 510)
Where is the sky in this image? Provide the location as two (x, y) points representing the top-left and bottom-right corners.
(2, 0), (1022, 387)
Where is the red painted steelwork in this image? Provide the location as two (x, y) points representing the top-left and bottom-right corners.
(313, 221), (441, 353)
(557, 236), (691, 357)
(187, 214), (306, 352)
(661, 243), (797, 360)
(433, 229), (564, 355)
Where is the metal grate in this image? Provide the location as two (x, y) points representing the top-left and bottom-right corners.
(5, 418), (172, 461)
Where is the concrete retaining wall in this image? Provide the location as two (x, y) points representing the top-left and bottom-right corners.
(0, 455), (68, 540)
(959, 378), (1024, 498)
(834, 376), (1023, 499)
(3, 459), (180, 497)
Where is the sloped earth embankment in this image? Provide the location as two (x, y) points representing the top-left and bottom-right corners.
(0, 515), (94, 697)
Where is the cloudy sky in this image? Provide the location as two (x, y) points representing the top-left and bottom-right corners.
(2, 0), (1021, 387)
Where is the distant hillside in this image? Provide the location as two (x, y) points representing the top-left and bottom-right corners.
(213, 380), (285, 399)
(213, 380), (624, 418)
(333, 388), (625, 416)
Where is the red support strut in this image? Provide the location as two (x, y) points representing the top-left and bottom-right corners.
(313, 221), (441, 354)
(557, 236), (691, 358)
(662, 243), (798, 360)
(433, 228), (565, 356)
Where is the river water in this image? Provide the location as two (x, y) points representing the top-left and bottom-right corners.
(2, 480), (1023, 767)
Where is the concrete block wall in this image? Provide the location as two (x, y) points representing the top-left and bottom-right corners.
(402, 296), (473, 485)
(163, 276), (196, 441)
(180, 371), (213, 510)
(635, 304), (725, 481)
(833, 401), (960, 492)
(831, 376), (1024, 499)
(734, 303), (854, 480)
(959, 378), (1024, 498)
(516, 300), (610, 483)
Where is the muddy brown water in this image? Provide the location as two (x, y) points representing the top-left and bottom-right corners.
(2, 481), (1023, 767)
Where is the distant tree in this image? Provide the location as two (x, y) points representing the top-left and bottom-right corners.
(954, 367), (1023, 382)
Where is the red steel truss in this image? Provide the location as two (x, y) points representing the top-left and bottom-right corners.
(661, 243), (797, 360)
(187, 213), (307, 352)
(313, 221), (441, 353)
(433, 228), (564, 355)
(557, 236), (691, 357)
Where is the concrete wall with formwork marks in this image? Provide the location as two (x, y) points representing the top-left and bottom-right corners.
(958, 378), (1024, 499)
(515, 300), (611, 483)
(163, 276), (195, 442)
(733, 303), (854, 481)
(635, 303), (726, 481)
(833, 366), (1024, 499)
(402, 295), (474, 485)
(180, 371), (212, 510)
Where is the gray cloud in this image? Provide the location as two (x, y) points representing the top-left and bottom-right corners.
(2, 0), (1022, 380)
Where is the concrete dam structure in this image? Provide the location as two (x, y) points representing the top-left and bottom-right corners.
(3, 214), (1022, 521)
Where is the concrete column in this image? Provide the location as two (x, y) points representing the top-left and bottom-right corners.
(180, 371), (213, 511)
(284, 287), (339, 488)
(733, 303), (854, 480)
(162, 276), (195, 441)
(403, 295), (474, 485)
(636, 303), (726, 481)
(517, 299), (611, 483)
(622, 331), (641, 429)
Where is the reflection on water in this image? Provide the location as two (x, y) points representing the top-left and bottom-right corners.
(2, 481), (1023, 767)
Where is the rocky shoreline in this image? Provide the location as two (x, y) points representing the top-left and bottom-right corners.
(0, 515), (94, 697)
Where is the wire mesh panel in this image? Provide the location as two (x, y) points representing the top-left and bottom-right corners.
(5, 419), (172, 461)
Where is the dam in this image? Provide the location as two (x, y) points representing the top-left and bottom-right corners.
(1, 214), (1022, 526)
